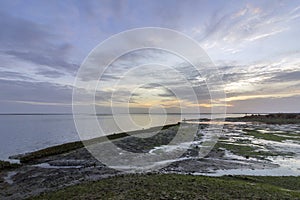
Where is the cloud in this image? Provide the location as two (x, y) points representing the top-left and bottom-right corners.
(268, 71), (300, 82)
(216, 56), (300, 103)
(100, 74), (121, 81)
(225, 91), (300, 102)
(228, 95), (300, 113)
(0, 79), (72, 104)
(74, 0), (128, 22)
(157, 93), (175, 98)
(140, 83), (162, 89)
(0, 71), (35, 81)
(194, 2), (300, 55)
(8, 100), (72, 106)
(245, 29), (286, 42)
(4, 50), (78, 74)
(35, 69), (66, 78)
(0, 11), (52, 50)
(0, 11), (78, 75)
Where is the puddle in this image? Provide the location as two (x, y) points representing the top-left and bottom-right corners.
(33, 163), (82, 169)
(4, 171), (17, 184)
(184, 121), (248, 125)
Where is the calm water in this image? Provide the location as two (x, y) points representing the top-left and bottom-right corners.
(0, 113), (244, 160)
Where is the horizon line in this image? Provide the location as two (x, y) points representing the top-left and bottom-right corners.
(0, 112), (299, 116)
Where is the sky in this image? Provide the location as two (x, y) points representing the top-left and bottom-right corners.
(0, 0), (299, 113)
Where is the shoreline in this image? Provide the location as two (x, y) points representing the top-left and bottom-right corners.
(8, 122), (180, 164)
(2, 113), (299, 164)
(0, 114), (299, 199)
(7, 113), (300, 164)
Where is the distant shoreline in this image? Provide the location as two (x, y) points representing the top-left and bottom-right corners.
(0, 112), (298, 116)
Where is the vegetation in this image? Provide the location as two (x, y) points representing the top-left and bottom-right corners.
(19, 141), (84, 163)
(243, 129), (300, 142)
(30, 174), (300, 200)
(214, 141), (294, 159)
(223, 176), (300, 191)
(18, 123), (179, 163)
(216, 142), (265, 159)
(226, 113), (300, 124)
(0, 160), (20, 171)
(244, 129), (287, 142)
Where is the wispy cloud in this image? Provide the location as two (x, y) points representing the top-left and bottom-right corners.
(225, 91), (300, 102)
(6, 100), (73, 106)
(192, 2), (300, 57)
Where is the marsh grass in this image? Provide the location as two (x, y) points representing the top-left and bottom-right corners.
(30, 174), (300, 200)
(243, 129), (300, 142)
(213, 142), (285, 159)
(0, 160), (20, 171)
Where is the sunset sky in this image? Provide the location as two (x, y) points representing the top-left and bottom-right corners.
(0, 0), (299, 113)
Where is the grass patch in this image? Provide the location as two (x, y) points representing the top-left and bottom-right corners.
(30, 174), (300, 200)
(243, 129), (300, 142)
(273, 132), (300, 141)
(0, 160), (20, 171)
(214, 142), (291, 159)
(243, 129), (287, 142)
(234, 138), (253, 144)
(223, 175), (300, 191)
(19, 141), (84, 163)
